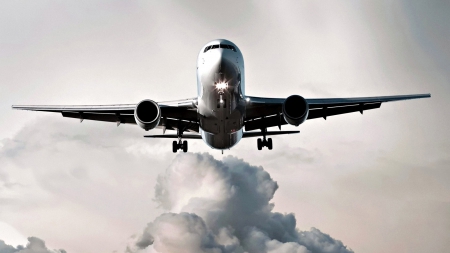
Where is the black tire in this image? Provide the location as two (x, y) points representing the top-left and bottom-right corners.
(268, 138), (273, 150)
(257, 138), (262, 150)
(172, 141), (178, 153)
(183, 140), (188, 152)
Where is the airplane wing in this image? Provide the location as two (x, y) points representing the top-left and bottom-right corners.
(12, 98), (200, 132)
(244, 93), (431, 131)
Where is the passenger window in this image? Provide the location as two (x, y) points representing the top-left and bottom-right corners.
(211, 44), (219, 49)
(230, 46), (236, 51)
(204, 46), (211, 52)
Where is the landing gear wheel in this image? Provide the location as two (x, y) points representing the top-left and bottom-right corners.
(257, 138), (262, 150)
(182, 140), (188, 153)
(268, 138), (273, 150)
(172, 141), (178, 153)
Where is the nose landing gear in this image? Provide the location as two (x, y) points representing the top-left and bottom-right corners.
(257, 128), (273, 150)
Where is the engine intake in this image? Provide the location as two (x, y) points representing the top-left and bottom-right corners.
(282, 95), (309, 126)
(134, 99), (161, 131)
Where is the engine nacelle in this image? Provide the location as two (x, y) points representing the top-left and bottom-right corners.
(282, 95), (309, 126)
(134, 99), (161, 131)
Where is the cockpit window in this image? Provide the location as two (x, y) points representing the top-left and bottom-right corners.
(204, 44), (236, 53)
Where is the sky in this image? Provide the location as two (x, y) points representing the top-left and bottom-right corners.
(0, 0), (449, 252)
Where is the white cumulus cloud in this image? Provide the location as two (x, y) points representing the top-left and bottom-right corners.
(128, 153), (353, 253)
(0, 237), (66, 253)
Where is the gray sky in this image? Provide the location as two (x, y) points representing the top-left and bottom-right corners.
(1, 0), (449, 252)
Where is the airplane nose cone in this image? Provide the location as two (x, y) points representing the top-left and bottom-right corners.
(208, 50), (225, 67)
(199, 46), (241, 98)
(207, 51), (239, 85)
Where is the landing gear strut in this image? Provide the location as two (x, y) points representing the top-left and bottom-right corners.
(257, 128), (273, 150)
(173, 128), (188, 153)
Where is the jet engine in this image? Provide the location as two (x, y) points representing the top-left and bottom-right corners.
(282, 95), (309, 126)
(134, 99), (161, 131)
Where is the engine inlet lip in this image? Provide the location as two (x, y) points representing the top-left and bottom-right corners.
(135, 99), (160, 124)
(282, 95), (308, 119)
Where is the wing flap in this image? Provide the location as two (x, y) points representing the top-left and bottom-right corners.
(245, 115), (286, 131)
(62, 112), (136, 124)
(62, 111), (200, 132)
(307, 102), (381, 120)
(161, 107), (198, 121)
(245, 104), (281, 120)
(163, 118), (199, 133)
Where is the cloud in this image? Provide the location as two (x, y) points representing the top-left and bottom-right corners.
(129, 213), (224, 253)
(129, 153), (352, 253)
(0, 237), (65, 253)
(0, 116), (174, 253)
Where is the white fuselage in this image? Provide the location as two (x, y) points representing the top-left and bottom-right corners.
(197, 39), (246, 149)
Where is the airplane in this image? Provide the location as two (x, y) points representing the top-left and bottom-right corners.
(12, 39), (430, 153)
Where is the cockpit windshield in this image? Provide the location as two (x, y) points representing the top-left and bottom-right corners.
(204, 44), (236, 53)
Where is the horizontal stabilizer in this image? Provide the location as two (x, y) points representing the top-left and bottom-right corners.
(242, 131), (299, 138)
(144, 134), (202, 139)
(144, 131), (300, 139)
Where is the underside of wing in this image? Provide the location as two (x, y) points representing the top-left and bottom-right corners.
(244, 93), (430, 131)
(12, 97), (200, 132)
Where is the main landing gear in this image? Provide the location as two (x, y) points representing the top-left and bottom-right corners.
(257, 138), (272, 150)
(172, 128), (188, 153)
(173, 140), (188, 153)
(257, 128), (273, 150)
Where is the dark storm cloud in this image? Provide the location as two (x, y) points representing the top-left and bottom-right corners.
(129, 153), (352, 253)
(0, 237), (65, 253)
